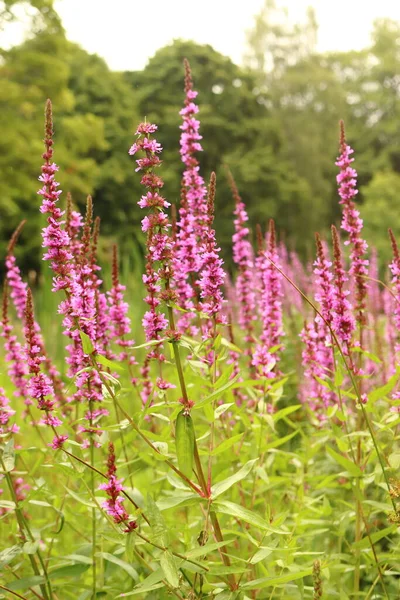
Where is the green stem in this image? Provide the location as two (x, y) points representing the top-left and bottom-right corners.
(0, 585), (30, 600)
(90, 438), (97, 600)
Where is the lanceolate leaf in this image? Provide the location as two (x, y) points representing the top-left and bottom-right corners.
(211, 459), (258, 498)
(160, 550), (180, 588)
(175, 410), (195, 478)
(326, 446), (363, 477)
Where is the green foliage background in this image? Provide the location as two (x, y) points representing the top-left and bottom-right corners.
(1, 0), (400, 270)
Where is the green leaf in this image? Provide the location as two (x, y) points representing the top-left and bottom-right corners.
(220, 337), (242, 354)
(49, 563), (90, 579)
(213, 500), (289, 534)
(264, 430), (299, 450)
(23, 541), (39, 554)
(326, 446), (363, 477)
(194, 375), (240, 409)
(208, 564), (247, 575)
(175, 410), (195, 478)
(352, 525), (397, 549)
(160, 550), (180, 588)
(97, 552), (139, 580)
(389, 453), (400, 469)
(250, 546), (276, 564)
(2, 438), (15, 472)
(132, 339), (165, 350)
(147, 494), (168, 546)
(0, 545), (22, 567)
(368, 370), (400, 403)
(214, 365), (234, 388)
(211, 459), (258, 498)
(186, 539), (235, 559)
(157, 494), (198, 511)
(272, 405), (301, 422)
(120, 568), (164, 596)
(351, 346), (382, 364)
(242, 568), (313, 590)
(64, 487), (97, 508)
(7, 576), (46, 591)
(95, 353), (125, 373)
(214, 403), (234, 419)
(211, 433), (244, 456)
(79, 330), (94, 355)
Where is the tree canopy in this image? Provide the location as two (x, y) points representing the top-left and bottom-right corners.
(1, 0), (400, 271)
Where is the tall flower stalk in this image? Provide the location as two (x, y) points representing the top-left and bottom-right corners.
(336, 121), (368, 327)
(229, 171), (256, 350)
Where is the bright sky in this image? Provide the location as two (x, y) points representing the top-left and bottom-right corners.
(5, 0), (400, 70)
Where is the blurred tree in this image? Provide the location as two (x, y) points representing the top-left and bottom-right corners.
(0, 21), (140, 271)
(362, 171), (400, 266)
(126, 39), (318, 261)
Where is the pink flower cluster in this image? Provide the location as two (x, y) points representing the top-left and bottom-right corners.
(2, 285), (30, 405)
(0, 387), (19, 435)
(99, 443), (137, 533)
(129, 122), (170, 345)
(38, 102), (73, 292)
(331, 225), (355, 347)
(173, 61), (210, 332)
(196, 173), (226, 330)
(336, 123), (368, 322)
(252, 221), (283, 378)
(230, 175), (256, 345)
(107, 245), (134, 361)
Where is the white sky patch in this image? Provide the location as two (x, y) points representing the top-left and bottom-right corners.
(4, 0), (400, 70)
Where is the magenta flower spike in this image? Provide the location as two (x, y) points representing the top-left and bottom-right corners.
(1, 283), (30, 405)
(24, 289), (67, 447)
(229, 172), (256, 346)
(196, 172), (226, 335)
(314, 233), (334, 328)
(0, 387), (19, 436)
(107, 245), (134, 361)
(129, 122), (170, 348)
(99, 443), (137, 533)
(389, 229), (400, 352)
(336, 121), (368, 324)
(299, 319), (335, 420)
(38, 100), (73, 292)
(179, 59), (208, 247)
(331, 225), (355, 348)
(253, 221), (283, 379)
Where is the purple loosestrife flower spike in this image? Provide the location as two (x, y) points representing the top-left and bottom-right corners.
(336, 121), (368, 324)
(173, 60), (211, 334)
(24, 289), (67, 446)
(6, 221), (28, 320)
(179, 59), (208, 245)
(197, 172), (226, 334)
(1, 282), (30, 405)
(129, 121), (171, 347)
(0, 387), (19, 436)
(107, 245), (134, 361)
(388, 229), (400, 370)
(331, 225), (355, 348)
(99, 442), (137, 533)
(37, 103), (105, 445)
(6, 222), (66, 408)
(253, 221), (284, 379)
(299, 320), (335, 421)
(229, 171), (256, 346)
(39, 99), (73, 292)
(129, 121), (174, 405)
(314, 233), (335, 328)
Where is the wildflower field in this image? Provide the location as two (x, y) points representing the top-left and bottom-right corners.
(1, 60), (400, 600)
